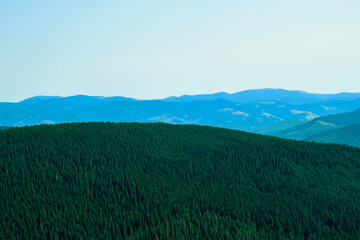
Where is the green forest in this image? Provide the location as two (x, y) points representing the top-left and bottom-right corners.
(1, 122), (360, 239)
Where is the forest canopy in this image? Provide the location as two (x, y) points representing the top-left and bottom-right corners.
(1, 122), (360, 239)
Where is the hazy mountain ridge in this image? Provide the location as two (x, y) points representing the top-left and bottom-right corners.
(1, 89), (360, 130)
(164, 88), (360, 105)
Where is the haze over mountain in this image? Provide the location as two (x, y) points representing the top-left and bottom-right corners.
(1, 89), (360, 132)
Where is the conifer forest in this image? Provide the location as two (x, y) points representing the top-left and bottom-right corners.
(1, 122), (360, 239)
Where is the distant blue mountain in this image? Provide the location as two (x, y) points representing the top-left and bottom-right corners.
(19, 96), (62, 104)
(20, 95), (135, 108)
(164, 88), (360, 105)
(1, 89), (360, 130)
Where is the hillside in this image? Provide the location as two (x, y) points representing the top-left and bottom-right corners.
(276, 108), (360, 140)
(1, 123), (360, 239)
(274, 120), (343, 140)
(252, 119), (307, 135)
(306, 124), (360, 148)
(318, 108), (360, 125)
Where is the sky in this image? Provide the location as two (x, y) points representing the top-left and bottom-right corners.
(1, 0), (360, 102)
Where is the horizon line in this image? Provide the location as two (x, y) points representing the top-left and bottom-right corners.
(5, 88), (360, 103)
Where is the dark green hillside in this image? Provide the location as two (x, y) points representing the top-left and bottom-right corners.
(306, 124), (360, 148)
(1, 123), (360, 239)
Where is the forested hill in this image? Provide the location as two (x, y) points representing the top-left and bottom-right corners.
(306, 124), (360, 148)
(274, 108), (360, 142)
(1, 123), (360, 239)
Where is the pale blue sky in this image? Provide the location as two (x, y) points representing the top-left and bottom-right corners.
(1, 0), (359, 102)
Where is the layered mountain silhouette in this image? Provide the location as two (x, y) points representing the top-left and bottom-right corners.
(1, 90), (360, 134)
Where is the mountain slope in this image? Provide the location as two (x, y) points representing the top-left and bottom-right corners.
(273, 108), (360, 148)
(252, 119), (307, 135)
(276, 108), (360, 140)
(19, 95), (62, 104)
(306, 124), (360, 148)
(1, 123), (360, 239)
(275, 120), (343, 140)
(317, 108), (360, 125)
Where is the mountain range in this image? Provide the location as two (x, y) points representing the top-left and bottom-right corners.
(164, 88), (360, 105)
(1, 88), (359, 147)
